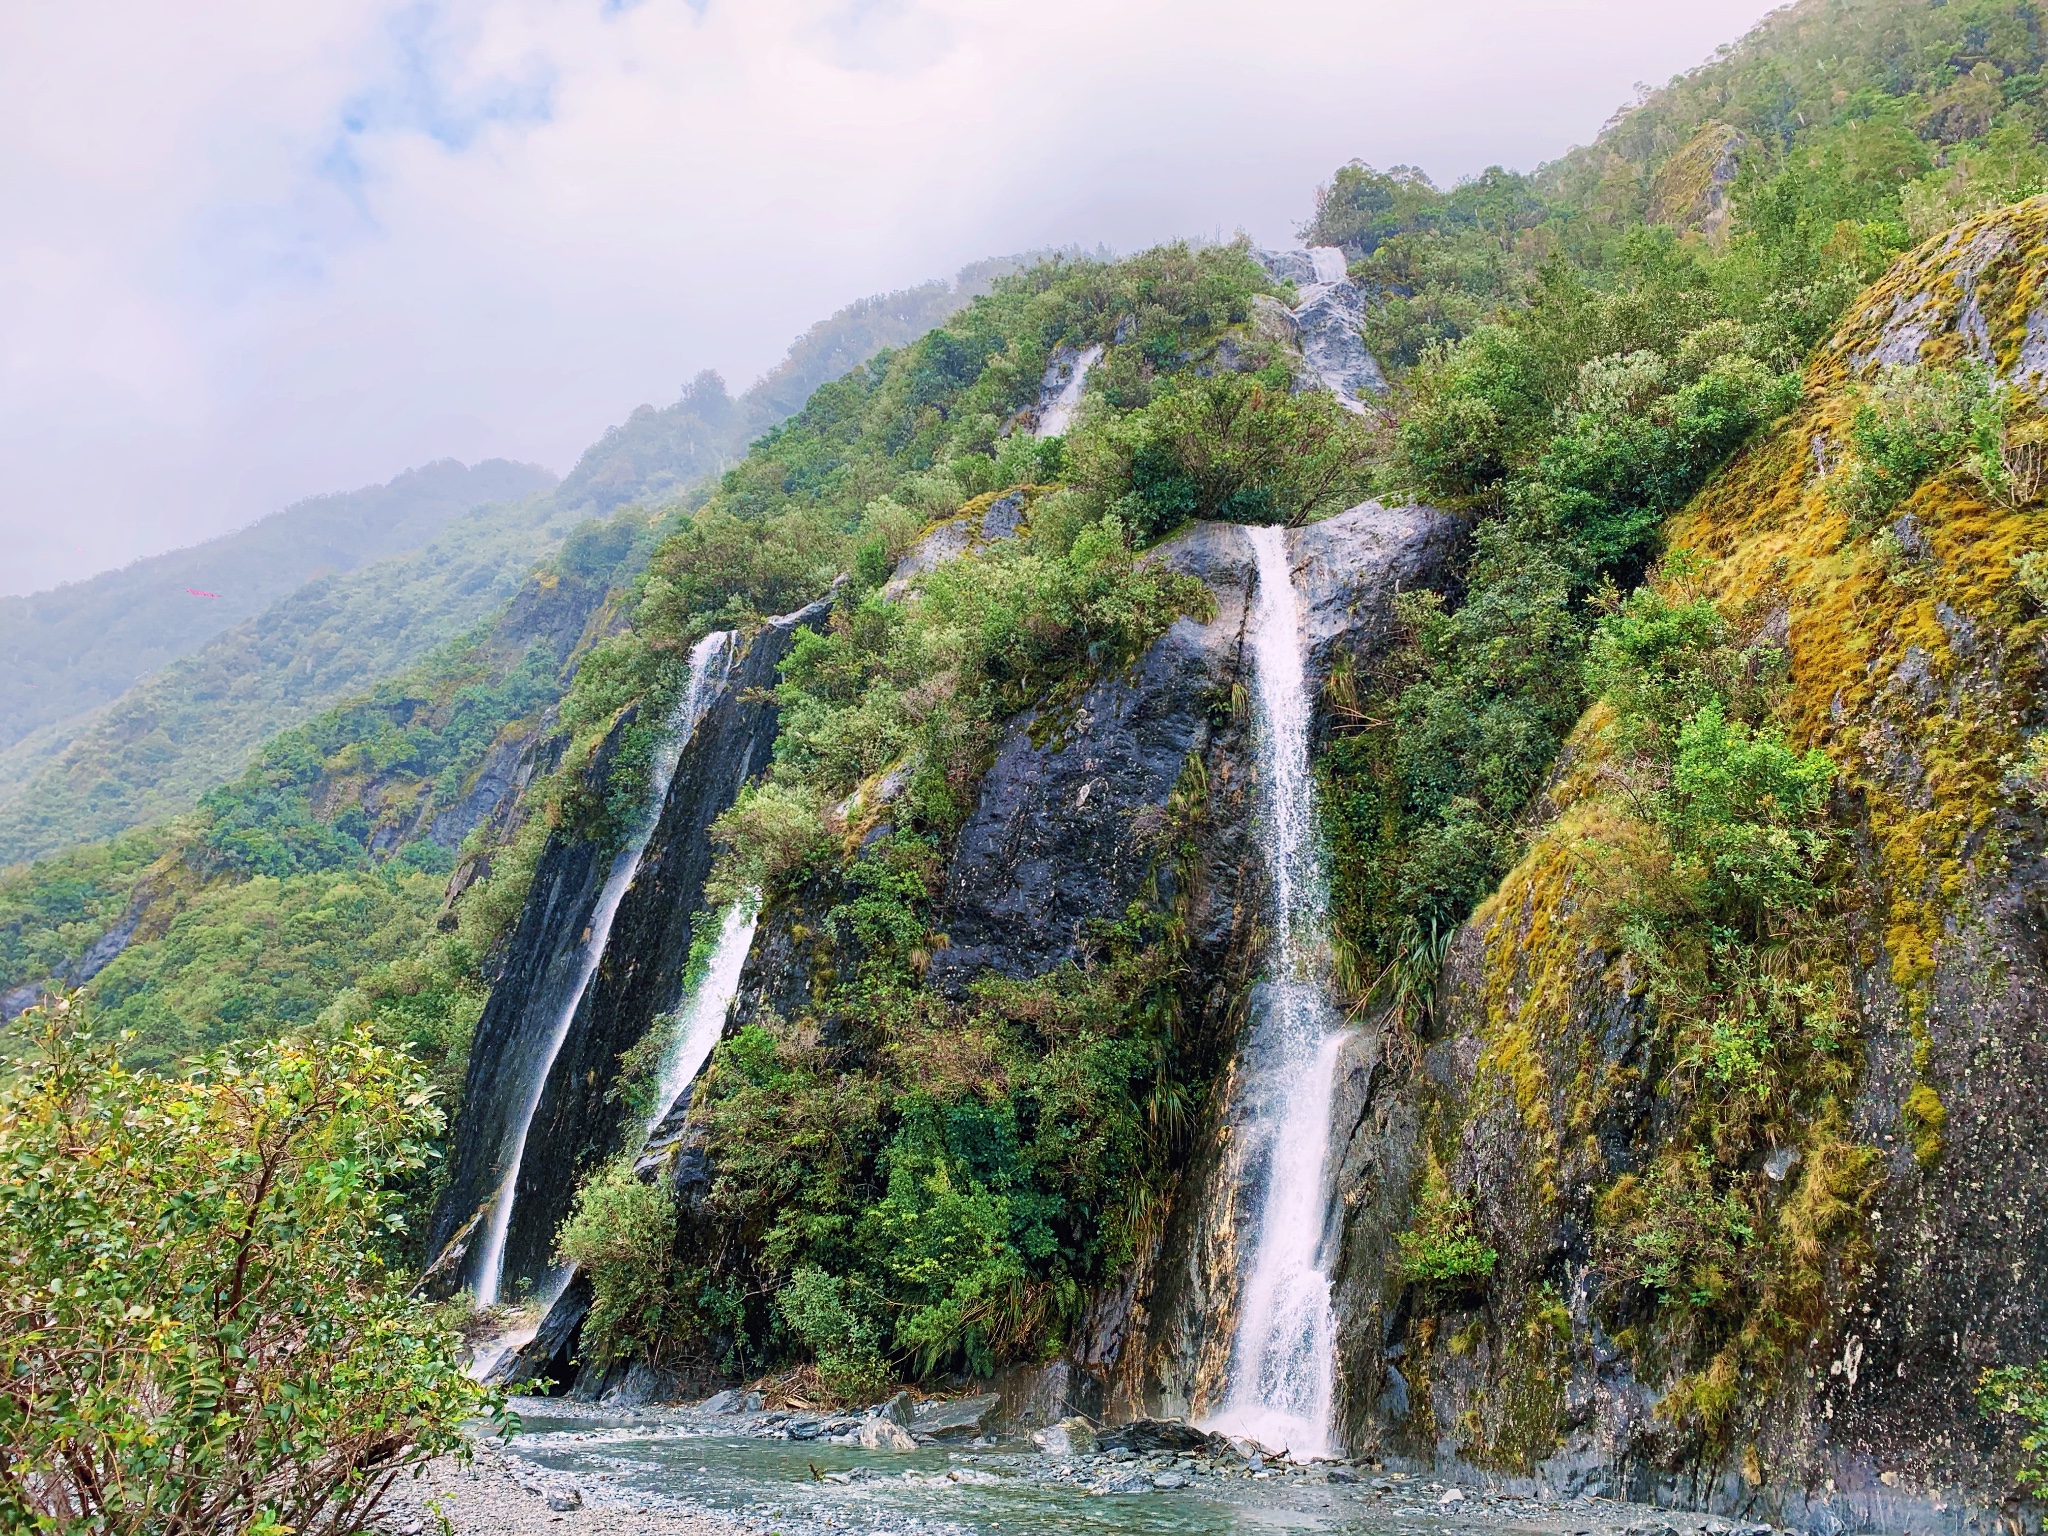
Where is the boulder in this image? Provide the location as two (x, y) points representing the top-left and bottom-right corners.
(1031, 1416), (1100, 1457)
(1095, 1418), (1219, 1454)
(912, 1391), (1002, 1441)
(874, 1389), (915, 1427)
(856, 1418), (918, 1452)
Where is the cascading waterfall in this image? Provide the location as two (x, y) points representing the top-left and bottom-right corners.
(1203, 524), (1347, 1458)
(1036, 344), (1104, 438)
(644, 898), (759, 1138)
(1309, 245), (1349, 285)
(470, 628), (736, 1308)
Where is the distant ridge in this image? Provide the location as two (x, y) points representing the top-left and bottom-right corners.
(0, 458), (558, 755)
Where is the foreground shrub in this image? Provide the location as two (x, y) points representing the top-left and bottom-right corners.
(0, 1004), (498, 1535)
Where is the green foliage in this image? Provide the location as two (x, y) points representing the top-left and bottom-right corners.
(1073, 372), (1377, 540)
(0, 494), (596, 868)
(1397, 1164), (1498, 1301)
(1324, 242), (1803, 1003)
(82, 867), (453, 1076)
(695, 895), (1197, 1382)
(1980, 1360), (2048, 1489)
(711, 513), (1207, 896)
(0, 829), (163, 995)
(1572, 580), (1870, 1442)
(553, 1157), (683, 1367)
(0, 1008), (500, 1534)
(773, 1267), (893, 1404)
(1832, 365), (1989, 533)
(1661, 701), (1836, 924)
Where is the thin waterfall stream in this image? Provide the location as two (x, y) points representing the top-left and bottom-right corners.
(1203, 524), (1347, 1458)
(470, 628), (736, 1308)
(646, 897), (759, 1139)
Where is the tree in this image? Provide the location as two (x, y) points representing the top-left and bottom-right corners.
(0, 1004), (500, 1535)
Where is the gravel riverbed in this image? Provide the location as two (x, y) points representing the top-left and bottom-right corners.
(376, 1396), (1785, 1536)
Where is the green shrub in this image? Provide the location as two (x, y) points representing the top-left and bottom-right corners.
(1662, 701), (1836, 925)
(1397, 1170), (1497, 1301)
(0, 1006), (496, 1534)
(773, 1267), (894, 1404)
(1073, 372), (1377, 540)
(553, 1157), (681, 1367)
(1981, 1362), (2048, 1490)
(1832, 364), (1986, 534)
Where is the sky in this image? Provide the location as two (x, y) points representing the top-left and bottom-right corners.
(0, 0), (1784, 598)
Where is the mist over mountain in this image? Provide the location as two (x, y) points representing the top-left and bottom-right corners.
(0, 458), (556, 756)
(0, 259), (1024, 866)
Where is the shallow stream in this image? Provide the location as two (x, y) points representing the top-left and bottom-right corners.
(499, 1408), (1543, 1536)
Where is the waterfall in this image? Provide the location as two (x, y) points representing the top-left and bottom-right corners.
(1309, 246), (1349, 285)
(1036, 344), (1104, 438)
(1203, 524), (1346, 1458)
(470, 628), (735, 1308)
(645, 898), (760, 1138)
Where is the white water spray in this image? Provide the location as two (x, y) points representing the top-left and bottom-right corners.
(1309, 246), (1349, 285)
(645, 898), (760, 1138)
(1203, 525), (1347, 1458)
(1036, 344), (1104, 438)
(471, 629), (735, 1308)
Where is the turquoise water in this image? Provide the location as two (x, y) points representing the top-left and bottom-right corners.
(505, 1413), (1455, 1536)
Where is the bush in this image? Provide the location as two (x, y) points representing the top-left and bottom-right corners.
(1663, 701), (1835, 925)
(553, 1157), (681, 1366)
(1074, 373), (1377, 540)
(1981, 1362), (2048, 1490)
(0, 1006), (496, 1535)
(1831, 364), (1985, 534)
(773, 1267), (893, 1404)
(1396, 1169), (1497, 1301)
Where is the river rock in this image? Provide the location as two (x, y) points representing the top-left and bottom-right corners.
(1032, 1416), (1099, 1457)
(874, 1389), (916, 1427)
(912, 1391), (1002, 1441)
(857, 1418), (918, 1452)
(1092, 1471), (1155, 1495)
(544, 1488), (582, 1512)
(1096, 1418), (1218, 1454)
(698, 1388), (744, 1414)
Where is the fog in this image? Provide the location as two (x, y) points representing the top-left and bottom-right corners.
(0, 0), (1780, 596)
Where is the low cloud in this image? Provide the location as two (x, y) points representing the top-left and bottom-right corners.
(0, 0), (1777, 594)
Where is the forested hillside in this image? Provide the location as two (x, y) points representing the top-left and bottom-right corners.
(0, 261), (1023, 867)
(0, 458), (555, 754)
(11, 1), (2048, 1528)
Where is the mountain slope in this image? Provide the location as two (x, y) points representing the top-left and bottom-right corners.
(0, 458), (556, 755)
(0, 260), (1022, 867)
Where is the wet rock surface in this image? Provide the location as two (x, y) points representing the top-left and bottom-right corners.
(429, 598), (830, 1296)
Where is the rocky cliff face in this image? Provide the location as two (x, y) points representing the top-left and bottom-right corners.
(429, 599), (828, 1294)
(674, 501), (1461, 1408)
(1321, 201), (2048, 1532)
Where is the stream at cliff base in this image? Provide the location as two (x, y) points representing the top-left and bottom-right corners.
(491, 1409), (1504, 1536)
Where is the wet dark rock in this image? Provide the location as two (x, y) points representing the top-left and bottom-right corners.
(429, 596), (830, 1295)
(874, 1390), (916, 1428)
(912, 1391), (1002, 1441)
(1096, 1418), (1222, 1454)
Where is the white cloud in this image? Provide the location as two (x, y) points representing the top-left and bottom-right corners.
(0, 0), (1780, 595)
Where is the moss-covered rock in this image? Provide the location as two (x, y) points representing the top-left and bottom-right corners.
(1334, 200), (2048, 1527)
